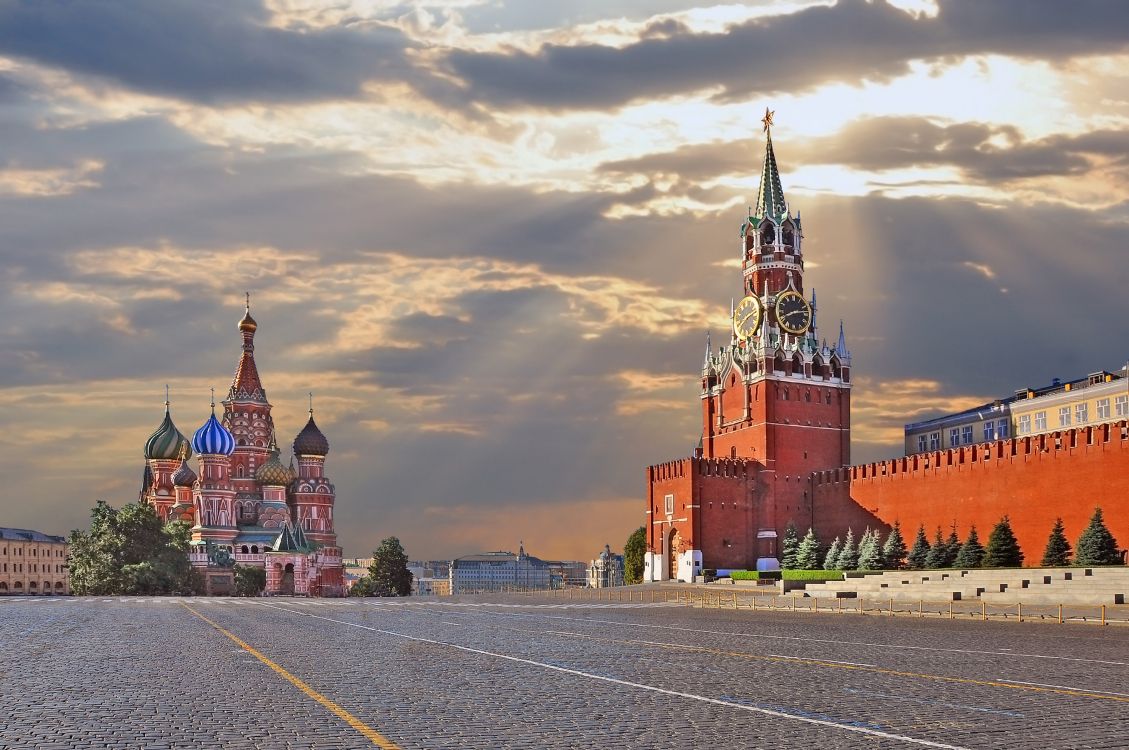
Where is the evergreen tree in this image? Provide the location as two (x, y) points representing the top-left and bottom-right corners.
(1040, 517), (1072, 567)
(823, 537), (841, 570)
(780, 522), (800, 570)
(857, 528), (881, 570)
(623, 526), (647, 584)
(68, 500), (201, 596)
(907, 524), (930, 569)
(795, 528), (821, 570)
(365, 536), (413, 596)
(882, 521), (908, 569)
(943, 525), (961, 567)
(1075, 508), (1122, 566)
(983, 516), (1024, 568)
(953, 525), (985, 568)
(836, 528), (859, 570)
(924, 527), (947, 568)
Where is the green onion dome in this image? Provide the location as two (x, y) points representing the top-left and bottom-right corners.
(256, 450), (293, 487)
(144, 406), (192, 461)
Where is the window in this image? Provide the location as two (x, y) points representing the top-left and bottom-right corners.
(664, 494), (674, 517)
(928, 432), (940, 451)
(1116, 395), (1128, 418)
(1097, 398), (1110, 420)
(1035, 411), (1047, 430)
(962, 425), (973, 445)
(1018, 414), (1031, 435)
(949, 428), (960, 447)
(1075, 403), (1088, 424)
(998, 419), (1009, 439)
(983, 422), (995, 441)
(917, 435), (927, 453)
(1059, 406), (1071, 427)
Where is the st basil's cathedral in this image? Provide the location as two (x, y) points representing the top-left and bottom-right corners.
(139, 300), (344, 596)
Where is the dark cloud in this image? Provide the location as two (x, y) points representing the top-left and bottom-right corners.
(444, 0), (1129, 111)
(0, 0), (420, 103)
(601, 117), (1129, 185)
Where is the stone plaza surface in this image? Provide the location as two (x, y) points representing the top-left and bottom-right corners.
(2, 595), (1127, 749)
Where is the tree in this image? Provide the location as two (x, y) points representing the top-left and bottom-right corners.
(857, 528), (880, 571)
(943, 525), (961, 567)
(234, 565), (266, 597)
(1040, 518), (1072, 567)
(907, 524), (930, 569)
(924, 527), (948, 568)
(983, 516), (1024, 568)
(795, 528), (821, 569)
(836, 528), (858, 570)
(349, 576), (375, 597)
(882, 521), (908, 569)
(1075, 508), (1122, 566)
(954, 526), (985, 568)
(780, 522), (800, 569)
(364, 536), (413, 596)
(68, 500), (200, 596)
(823, 537), (841, 570)
(623, 526), (647, 584)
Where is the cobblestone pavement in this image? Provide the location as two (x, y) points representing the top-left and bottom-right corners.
(2, 595), (1128, 749)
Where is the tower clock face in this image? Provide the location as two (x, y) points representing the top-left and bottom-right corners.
(774, 291), (812, 335)
(732, 295), (762, 341)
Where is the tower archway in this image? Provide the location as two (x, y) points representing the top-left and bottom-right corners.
(667, 527), (682, 581)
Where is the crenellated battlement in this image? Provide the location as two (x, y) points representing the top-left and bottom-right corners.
(647, 455), (758, 481)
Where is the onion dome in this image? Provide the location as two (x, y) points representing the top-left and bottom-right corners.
(293, 409), (329, 456)
(171, 448), (197, 487)
(144, 403), (192, 460)
(256, 450), (292, 487)
(192, 396), (236, 456)
(239, 293), (257, 333)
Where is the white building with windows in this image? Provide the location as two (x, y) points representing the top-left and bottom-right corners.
(587, 545), (625, 588)
(448, 544), (551, 594)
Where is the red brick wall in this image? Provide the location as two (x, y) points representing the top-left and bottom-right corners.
(812, 423), (1129, 564)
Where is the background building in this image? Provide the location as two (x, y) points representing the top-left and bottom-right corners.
(449, 544), (550, 593)
(1, 528), (68, 596)
(587, 545), (624, 588)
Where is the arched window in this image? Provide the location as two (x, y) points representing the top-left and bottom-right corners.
(251, 545), (259, 554)
(791, 353), (803, 375)
(831, 357), (842, 380)
(761, 223), (775, 247)
(241, 545), (249, 554)
(773, 352), (786, 373)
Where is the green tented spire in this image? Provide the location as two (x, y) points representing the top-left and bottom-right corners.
(754, 108), (789, 221)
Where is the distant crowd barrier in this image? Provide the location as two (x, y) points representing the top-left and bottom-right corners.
(492, 586), (1129, 626)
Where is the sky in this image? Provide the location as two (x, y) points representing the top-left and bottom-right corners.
(1, 0), (1128, 562)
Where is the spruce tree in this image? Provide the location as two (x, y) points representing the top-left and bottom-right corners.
(983, 516), (1024, 568)
(823, 536), (841, 570)
(795, 528), (821, 570)
(943, 525), (961, 567)
(954, 525), (985, 568)
(907, 524), (930, 569)
(924, 527), (947, 568)
(857, 528), (880, 570)
(1039, 518), (1072, 567)
(1075, 508), (1122, 566)
(780, 522), (800, 570)
(882, 521), (908, 569)
(836, 528), (859, 570)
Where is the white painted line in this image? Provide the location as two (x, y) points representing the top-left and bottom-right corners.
(439, 621), (462, 627)
(252, 601), (971, 750)
(463, 610), (1129, 666)
(769, 654), (877, 668)
(996, 680), (1129, 698)
(842, 688), (1025, 718)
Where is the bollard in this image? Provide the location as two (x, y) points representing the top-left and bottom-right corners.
(890, 597), (895, 617)
(792, 595), (797, 611)
(948, 602), (953, 620)
(1058, 603), (1063, 624)
(837, 597), (842, 614)
(1018, 602), (1023, 623)
(918, 599), (923, 617)
(982, 601), (987, 621)
(1102, 605), (1107, 626)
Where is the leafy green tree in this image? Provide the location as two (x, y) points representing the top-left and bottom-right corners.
(1040, 517), (1072, 567)
(907, 524), (930, 569)
(795, 528), (821, 569)
(780, 522), (800, 569)
(349, 576), (375, 596)
(823, 536), (841, 570)
(68, 500), (200, 595)
(983, 516), (1024, 568)
(882, 521), (908, 569)
(924, 527), (948, 568)
(954, 526), (985, 568)
(623, 526), (647, 584)
(1075, 508), (1122, 566)
(857, 528), (881, 570)
(234, 565), (266, 597)
(364, 536), (413, 596)
(836, 528), (858, 570)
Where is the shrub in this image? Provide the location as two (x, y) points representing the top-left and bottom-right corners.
(729, 570), (760, 580)
(781, 570), (844, 581)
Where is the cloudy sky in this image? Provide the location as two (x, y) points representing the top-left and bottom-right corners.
(1, 0), (1128, 562)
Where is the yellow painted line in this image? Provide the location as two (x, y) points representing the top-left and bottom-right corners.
(487, 622), (1129, 705)
(181, 603), (401, 749)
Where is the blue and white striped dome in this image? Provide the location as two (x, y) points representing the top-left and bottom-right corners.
(192, 410), (235, 456)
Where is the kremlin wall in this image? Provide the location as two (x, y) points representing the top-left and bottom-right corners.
(643, 111), (1127, 580)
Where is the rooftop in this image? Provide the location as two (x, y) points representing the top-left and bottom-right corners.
(0, 527), (66, 543)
